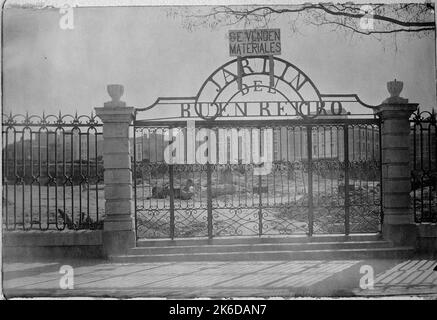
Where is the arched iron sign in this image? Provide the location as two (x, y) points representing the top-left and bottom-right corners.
(136, 55), (379, 121)
(194, 55), (323, 120)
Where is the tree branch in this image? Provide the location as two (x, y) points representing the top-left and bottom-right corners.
(200, 4), (435, 29)
(177, 4), (435, 37)
(314, 20), (435, 35)
(318, 3), (435, 28)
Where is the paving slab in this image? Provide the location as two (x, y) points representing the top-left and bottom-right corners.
(2, 258), (437, 298)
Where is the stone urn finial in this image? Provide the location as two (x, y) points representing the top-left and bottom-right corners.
(387, 79), (403, 98)
(382, 79), (408, 104)
(105, 84), (126, 107)
(107, 84), (124, 102)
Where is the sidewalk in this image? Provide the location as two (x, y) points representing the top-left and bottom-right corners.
(2, 258), (437, 298)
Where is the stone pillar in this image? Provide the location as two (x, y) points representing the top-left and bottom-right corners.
(377, 79), (418, 246)
(95, 84), (135, 255)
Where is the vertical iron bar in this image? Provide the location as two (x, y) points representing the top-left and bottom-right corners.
(38, 131), (42, 229)
(272, 128), (276, 207)
(307, 125), (313, 236)
(379, 120), (384, 227)
(427, 120), (432, 221)
(70, 131), (74, 228)
(21, 129), (25, 230)
(434, 111), (437, 223)
(133, 124), (138, 240)
(28, 130), (32, 229)
(144, 130), (149, 210)
(258, 175), (263, 237)
(269, 55), (274, 87)
(62, 131), (66, 229)
(46, 131), (50, 229)
(86, 129), (90, 225)
(258, 127), (263, 237)
(55, 129), (59, 229)
(4, 129), (9, 229)
(420, 122), (424, 220)
(95, 129), (99, 224)
(207, 162), (213, 239)
(169, 164), (175, 239)
(344, 124), (350, 235)
(237, 56), (243, 90)
(412, 120), (417, 221)
(78, 131), (82, 225)
(13, 130), (17, 229)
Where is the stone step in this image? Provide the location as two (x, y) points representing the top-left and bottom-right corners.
(136, 233), (382, 247)
(110, 247), (415, 263)
(129, 240), (392, 255)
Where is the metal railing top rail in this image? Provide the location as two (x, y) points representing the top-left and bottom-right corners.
(2, 111), (102, 127)
(410, 108), (436, 122)
(133, 118), (381, 128)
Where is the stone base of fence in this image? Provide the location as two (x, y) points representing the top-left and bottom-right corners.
(102, 230), (135, 256)
(382, 224), (417, 247)
(416, 224), (437, 254)
(2, 225), (436, 259)
(3, 230), (104, 260)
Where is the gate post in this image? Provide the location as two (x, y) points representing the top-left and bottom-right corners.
(95, 84), (135, 255)
(377, 80), (418, 246)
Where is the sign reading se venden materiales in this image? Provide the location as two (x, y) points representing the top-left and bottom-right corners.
(229, 29), (281, 56)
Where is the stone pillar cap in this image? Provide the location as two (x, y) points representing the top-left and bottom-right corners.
(95, 84), (135, 123)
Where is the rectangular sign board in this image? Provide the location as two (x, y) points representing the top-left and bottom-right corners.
(229, 29), (281, 56)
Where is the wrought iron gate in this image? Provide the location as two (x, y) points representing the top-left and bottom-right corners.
(133, 118), (381, 239)
(132, 56), (383, 240)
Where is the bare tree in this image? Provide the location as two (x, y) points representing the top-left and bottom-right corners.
(167, 3), (435, 40)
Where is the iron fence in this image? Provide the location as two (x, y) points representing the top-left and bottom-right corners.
(2, 112), (104, 230)
(133, 118), (382, 239)
(410, 109), (437, 223)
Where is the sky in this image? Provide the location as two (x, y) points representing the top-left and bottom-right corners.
(2, 4), (436, 119)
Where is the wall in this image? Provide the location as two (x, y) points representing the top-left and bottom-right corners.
(2, 230), (104, 260)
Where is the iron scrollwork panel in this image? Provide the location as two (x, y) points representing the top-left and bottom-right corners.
(410, 110), (437, 223)
(2, 112), (104, 231)
(133, 121), (382, 239)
